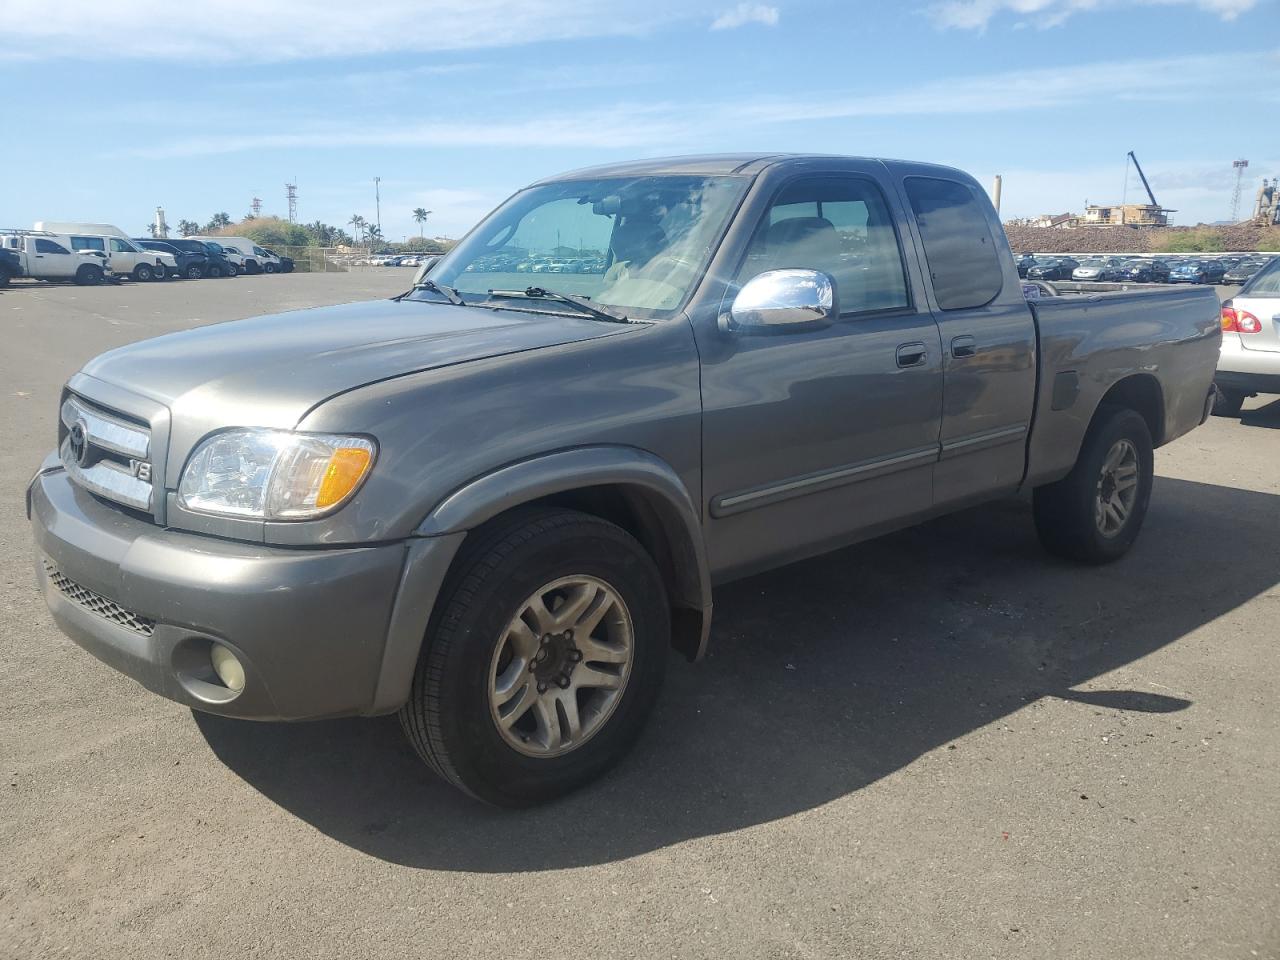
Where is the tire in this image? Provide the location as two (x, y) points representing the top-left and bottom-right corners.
(1033, 406), (1154, 564)
(227, 263), (240, 276)
(133, 263), (153, 282)
(1211, 384), (1247, 418)
(263, 262), (277, 274)
(75, 264), (104, 286)
(0, 267), (10, 288)
(206, 263), (224, 278)
(400, 508), (669, 806)
(185, 264), (203, 280)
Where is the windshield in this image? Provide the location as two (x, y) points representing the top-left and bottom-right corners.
(203, 241), (224, 254)
(419, 174), (749, 319)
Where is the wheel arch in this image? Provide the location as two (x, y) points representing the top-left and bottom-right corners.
(417, 446), (712, 661)
(1095, 373), (1165, 446)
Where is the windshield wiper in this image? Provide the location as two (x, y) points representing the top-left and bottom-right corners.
(487, 287), (637, 324)
(411, 278), (465, 305)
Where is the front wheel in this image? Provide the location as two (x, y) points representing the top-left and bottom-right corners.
(399, 508), (669, 806)
(263, 262), (277, 274)
(75, 264), (104, 285)
(1033, 406), (1154, 564)
(185, 264), (203, 279)
(228, 263), (240, 276)
(133, 263), (154, 282)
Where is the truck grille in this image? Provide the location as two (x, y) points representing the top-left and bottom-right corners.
(60, 394), (154, 514)
(43, 561), (155, 637)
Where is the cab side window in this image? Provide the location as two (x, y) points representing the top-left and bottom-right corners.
(904, 177), (1003, 310)
(736, 177), (909, 315)
(36, 239), (71, 254)
(110, 239), (133, 253)
(71, 236), (105, 252)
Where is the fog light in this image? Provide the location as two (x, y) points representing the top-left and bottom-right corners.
(210, 644), (246, 692)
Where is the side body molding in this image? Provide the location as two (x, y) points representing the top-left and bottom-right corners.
(418, 445), (713, 660)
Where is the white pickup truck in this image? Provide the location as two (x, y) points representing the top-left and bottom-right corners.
(0, 231), (113, 284)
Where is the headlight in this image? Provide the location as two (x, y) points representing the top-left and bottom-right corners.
(178, 430), (375, 520)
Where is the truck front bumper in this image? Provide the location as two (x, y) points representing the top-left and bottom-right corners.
(28, 468), (463, 720)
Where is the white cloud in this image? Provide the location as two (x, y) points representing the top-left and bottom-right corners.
(0, 0), (693, 62)
(711, 3), (781, 29)
(725, 51), (1266, 122)
(928, 0), (1259, 31)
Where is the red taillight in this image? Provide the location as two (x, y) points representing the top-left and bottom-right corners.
(1221, 305), (1238, 332)
(1238, 311), (1262, 335)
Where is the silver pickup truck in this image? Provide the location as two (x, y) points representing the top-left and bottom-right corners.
(28, 155), (1221, 806)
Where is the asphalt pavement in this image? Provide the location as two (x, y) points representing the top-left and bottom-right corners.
(1, 272), (1277, 959)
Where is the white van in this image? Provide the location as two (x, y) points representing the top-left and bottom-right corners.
(35, 222), (177, 281)
(194, 236), (280, 274)
(1, 230), (114, 284)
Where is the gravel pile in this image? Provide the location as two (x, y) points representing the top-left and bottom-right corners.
(1004, 222), (1280, 255)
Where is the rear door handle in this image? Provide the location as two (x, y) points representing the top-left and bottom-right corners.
(951, 335), (977, 358)
(896, 341), (927, 368)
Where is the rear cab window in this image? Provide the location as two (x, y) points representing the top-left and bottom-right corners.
(904, 177), (1003, 310)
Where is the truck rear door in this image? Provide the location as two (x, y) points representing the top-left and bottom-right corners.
(895, 171), (1037, 507)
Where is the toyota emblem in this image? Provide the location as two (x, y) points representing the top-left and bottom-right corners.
(68, 419), (90, 467)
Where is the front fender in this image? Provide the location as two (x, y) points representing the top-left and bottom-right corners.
(418, 444), (713, 659)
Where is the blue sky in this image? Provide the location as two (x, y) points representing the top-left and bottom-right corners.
(2, 0), (1277, 241)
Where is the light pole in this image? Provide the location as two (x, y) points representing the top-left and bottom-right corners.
(374, 177), (382, 239)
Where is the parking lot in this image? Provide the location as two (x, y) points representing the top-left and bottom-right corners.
(1, 274), (1277, 958)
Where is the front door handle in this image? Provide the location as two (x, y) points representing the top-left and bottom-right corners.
(951, 335), (977, 358)
(896, 341), (927, 368)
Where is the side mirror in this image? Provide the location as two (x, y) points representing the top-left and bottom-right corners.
(412, 256), (441, 285)
(722, 269), (836, 334)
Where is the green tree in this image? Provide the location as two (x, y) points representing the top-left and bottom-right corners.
(176, 219), (200, 237)
(348, 214), (366, 243)
(412, 207), (431, 238)
(205, 212), (232, 232)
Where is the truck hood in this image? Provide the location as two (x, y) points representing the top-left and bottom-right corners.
(80, 297), (631, 434)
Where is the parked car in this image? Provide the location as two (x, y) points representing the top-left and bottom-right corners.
(1, 230), (113, 284)
(28, 154), (1221, 806)
(35, 222), (176, 281)
(192, 237), (277, 274)
(1214, 257), (1280, 416)
(1223, 258), (1271, 285)
(1026, 257), (1079, 281)
(263, 248), (294, 273)
(1119, 259), (1171, 283)
(1072, 258), (1124, 282)
(1015, 254), (1038, 278)
(134, 239), (209, 280)
(202, 241), (245, 275)
(0, 245), (21, 286)
(1170, 260), (1226, 284)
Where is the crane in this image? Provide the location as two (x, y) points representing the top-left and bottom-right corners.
(1127, 151), (1159, 208)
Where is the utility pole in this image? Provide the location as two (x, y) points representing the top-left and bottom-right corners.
(1231, 159), (1249, 223)
(374, 177), (382, 238)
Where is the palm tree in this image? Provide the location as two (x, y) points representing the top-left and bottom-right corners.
(412, 207), (431, 239)
(348, 214), (365, 244)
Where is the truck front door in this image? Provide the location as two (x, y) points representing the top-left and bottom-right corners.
(694, 167), (944, 581)
(30, 238), (79, 279)
(897, 173), (1037, 508)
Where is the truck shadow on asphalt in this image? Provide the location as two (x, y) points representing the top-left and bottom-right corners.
(195, 476), (1278, 871)
(1240, 397), (1280, 430)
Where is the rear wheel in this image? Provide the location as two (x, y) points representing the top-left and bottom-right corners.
(1211, 384), (1247, 417)
(399, 508), (668, 806)
(185, 264), (203, 279)
(133, 263), (154, 282)
(1034, 406), (1154, 564)
(75, 264), (104, 285)
(0, 267), (10, 288)
(206, 263), (224, 278)
(228, 263), (240, 276)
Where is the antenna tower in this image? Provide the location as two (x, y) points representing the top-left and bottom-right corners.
(1231, 159), (1249, 223)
